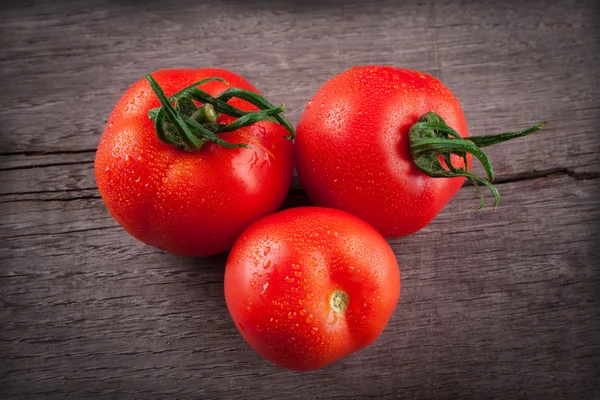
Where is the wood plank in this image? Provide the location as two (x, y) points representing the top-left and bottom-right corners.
(1, 0), (599, 398)
(0, 0), (598, 175)
(1, 175), (598, 398)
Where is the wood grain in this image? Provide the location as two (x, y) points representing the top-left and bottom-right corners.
(2, 175), (598, 399)
(1, 0), (599, 399)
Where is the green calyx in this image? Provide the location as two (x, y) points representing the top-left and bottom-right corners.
(145, 75), (295, 152)
(409, 111), (546, 209)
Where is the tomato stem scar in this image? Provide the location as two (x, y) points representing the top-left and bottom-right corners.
(409, 111), (546, 210)
(330, 290), (350, 314)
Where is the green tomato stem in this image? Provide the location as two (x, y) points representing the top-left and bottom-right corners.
(145, 74), (295, 152)
(409, 111), (546, 209)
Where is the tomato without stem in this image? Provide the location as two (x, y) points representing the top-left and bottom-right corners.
(95, 69), (294, 256)
(225, 207), (400, 371)
(295, 66), (545, 238)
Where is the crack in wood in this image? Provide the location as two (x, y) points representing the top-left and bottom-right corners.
(0, 160), (94, 172)
(0, 149), (97, 157)
(0, 195), (102, 204)
(492, 168), (600, 184)
(0, 166), (597, 204)
(1, 225), (119, 240)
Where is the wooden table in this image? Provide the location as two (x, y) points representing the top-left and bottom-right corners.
(1, 0), (598, 398)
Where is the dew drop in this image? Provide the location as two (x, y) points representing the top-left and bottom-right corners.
(261, 282), (269, 295)
(327, 310), (336, 324)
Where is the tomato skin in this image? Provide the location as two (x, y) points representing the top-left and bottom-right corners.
(224, 207), (400, 371)
(94, 69), (293, 256)
(295, 66), (470, 237)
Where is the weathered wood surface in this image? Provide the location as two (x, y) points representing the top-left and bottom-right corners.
(1, 0), (598, 398)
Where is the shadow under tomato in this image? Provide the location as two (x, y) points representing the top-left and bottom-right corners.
(279, 191), (313, 210)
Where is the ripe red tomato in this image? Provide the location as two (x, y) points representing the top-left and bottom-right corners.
(95, 69), (294, 256)
(295, 66), (544, 237)
(224, 207), (400, 371)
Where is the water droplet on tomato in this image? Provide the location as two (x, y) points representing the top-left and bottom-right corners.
(327, 310), (336, 324)
(261, 282), (269, 295)
(263, 246), (271, 256)
(162, 177), (168, 183)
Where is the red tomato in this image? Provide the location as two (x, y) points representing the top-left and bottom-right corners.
(224, 207), (400, 371)
(95, 69), (294, 256)
(295, 66), (544, 237)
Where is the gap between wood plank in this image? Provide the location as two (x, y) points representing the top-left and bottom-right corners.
(0, 149), (97, 157)
(0, 165), (598, 204)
